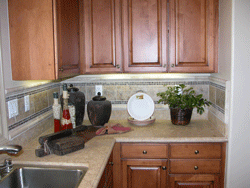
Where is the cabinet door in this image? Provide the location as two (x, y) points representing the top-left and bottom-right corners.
(8, 0), (55, 80)
(169, 174), (220, 188)
(56, 0), (80, 79)
(8, 0), (80, 80)
(169, 0), (218, 73)
(81, 0), (122, 73)
(122, 0), (168, 72)
(122, 159), (167, 188)
(98, 153), (113, 188)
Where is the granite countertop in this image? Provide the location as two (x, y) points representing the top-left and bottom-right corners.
(12, 119), (227, 188)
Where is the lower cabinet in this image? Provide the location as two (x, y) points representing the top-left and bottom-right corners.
(112, 142), (226, 188)
(122, 159), (167, 188)
(97, 152), (113, 188)
(169, 174), (220, 188)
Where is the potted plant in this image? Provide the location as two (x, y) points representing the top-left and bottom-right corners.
(157, 84), (211, 125)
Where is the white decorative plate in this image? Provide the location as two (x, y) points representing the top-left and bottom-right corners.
(127, 92), (155, 121)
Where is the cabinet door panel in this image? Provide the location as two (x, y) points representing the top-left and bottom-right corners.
(56, 0), (80, 79)
(123, 0), (168, 72)
(169, 0), (218, 73)
(169, 174), (220, 188)
(122, 159), (167, 188)
(81, 0), (122, 73)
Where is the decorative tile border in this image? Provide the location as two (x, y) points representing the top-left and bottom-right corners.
(6, 83), (60, 102)
(8, 106), (52, 131)
(7, 78), (227, 131)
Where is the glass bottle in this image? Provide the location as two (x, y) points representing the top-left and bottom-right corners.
(52, 92), (61, 132)
(61, 84), (73, 130)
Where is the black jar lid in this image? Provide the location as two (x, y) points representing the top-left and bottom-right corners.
(67, 84), (79, 92)
(92, 92), (106, 101)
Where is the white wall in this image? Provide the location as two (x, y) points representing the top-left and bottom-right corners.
(213, 0), (232, 81)
(226, 0), (250, 187)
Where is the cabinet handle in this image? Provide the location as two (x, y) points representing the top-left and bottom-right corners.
(109, 161), (114, 166)
(194, 166), (199, 170)
(194, 150), (199, 154)
(142, 150), (147, 154)
(171, 64), (175, 67)
(59, 68), (64, 72)
(116, 64), (120, 69)
(162, 166), (167, 170)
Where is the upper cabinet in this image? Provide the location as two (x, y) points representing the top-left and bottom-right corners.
(169, 0), (219, 73)
(8, 0), (80, 80)
(80, 0), (123, 73)
(122, 0), (168, 72)
(81, 0), (218, 74)
(9, 0), (219, 80)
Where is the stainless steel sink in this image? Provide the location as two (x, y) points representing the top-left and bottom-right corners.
(0, 164), (88, 188)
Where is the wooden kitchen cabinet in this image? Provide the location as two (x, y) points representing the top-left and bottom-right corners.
(114, 142), (226, 188)
(81, 0), (218, 74)
(80, 0), (123, 73)
(98, 151), (114, 188)
(122, 0), (168, 72)
(168, 143), (226, 188)
(169, 0), (219, 73)
(8, 0), (80, 80)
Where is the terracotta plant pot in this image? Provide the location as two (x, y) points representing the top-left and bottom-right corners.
(170, 108), (193, 125)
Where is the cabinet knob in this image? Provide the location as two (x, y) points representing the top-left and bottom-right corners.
(171, 64), (175, 67)
(116, 64), (120, 69)
(194, 150), (199, 154)
(59, 68), (64, 72)
(163, 64), (167, 68)
(109, 161), (114, 166)
(162, 166), (167, 170)
(142, 150), (147, 154)
(194, 166), (199, 170)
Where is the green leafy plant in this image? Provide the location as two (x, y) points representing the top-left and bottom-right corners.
(157, 84), (211, 115)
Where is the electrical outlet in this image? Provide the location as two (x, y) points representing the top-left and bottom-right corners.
(8, 99), (19, 118)
(24, 95), (30, 112)
(95, 85), (103, 96)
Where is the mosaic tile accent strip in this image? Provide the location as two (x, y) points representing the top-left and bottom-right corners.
(8, 106), (52, 131)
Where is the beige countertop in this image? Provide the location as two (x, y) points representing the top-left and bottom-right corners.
(12, 119), (227, 188)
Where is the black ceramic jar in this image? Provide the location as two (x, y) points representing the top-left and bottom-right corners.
(87, 92), (112, 126)
(61, 84), (85, 126)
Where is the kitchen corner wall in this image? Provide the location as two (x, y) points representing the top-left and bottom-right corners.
(4, 74), (229, 146)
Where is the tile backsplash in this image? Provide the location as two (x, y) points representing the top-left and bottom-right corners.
(4, 74), (229, 145)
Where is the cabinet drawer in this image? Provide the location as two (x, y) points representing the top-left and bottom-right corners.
(121, 143), (168, 159)
(169, 159), (221, 174)
(170, 143), (222, 159)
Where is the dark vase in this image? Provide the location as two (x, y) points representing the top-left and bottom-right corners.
(170, 108), (193, 125)
(61, 84), (85, 126)
(87, 92), (112, 126)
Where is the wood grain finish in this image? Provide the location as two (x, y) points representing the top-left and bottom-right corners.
(56, 0), (80, 79)
(81, 0), (122, 73)
(121, 143), (168, 159)
(169, 143), (222, 159)
(115, 142), (226, 188)
(122, 159), (167, 188)
(169, 159), (221, 174)
(8, 0), (55, 80)
(122, 0), (168, 72)
(169, 0), (219, 73)
(169, 174), (220, 188)
(8, 0), (80, 80)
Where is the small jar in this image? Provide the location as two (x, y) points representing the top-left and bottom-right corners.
(87, 92), (112, 126)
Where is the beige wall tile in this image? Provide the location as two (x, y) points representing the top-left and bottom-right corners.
(32, 91), (49, 113)
(209, 85), (216, 104)
(216, 88), (225, 109)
